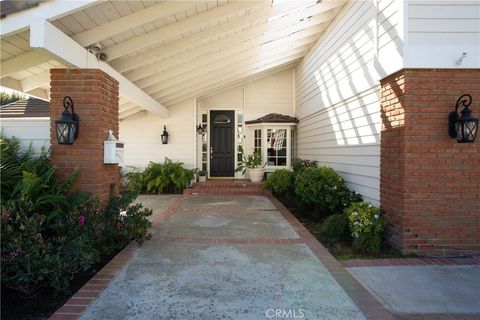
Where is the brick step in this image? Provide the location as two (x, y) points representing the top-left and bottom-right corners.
(183, 188), (271, 195)
(192, 182), (262, 189)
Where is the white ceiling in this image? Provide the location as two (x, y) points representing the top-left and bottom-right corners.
(0, 0), (347, 118)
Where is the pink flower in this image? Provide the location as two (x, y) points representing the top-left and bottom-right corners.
(78, 215), (86, 227)
(2, 211), (12, 221)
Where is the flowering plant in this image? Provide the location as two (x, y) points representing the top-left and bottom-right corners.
(347, 202), (386, 253)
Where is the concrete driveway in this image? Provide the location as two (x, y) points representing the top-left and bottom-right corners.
(77, 195), (378, 320)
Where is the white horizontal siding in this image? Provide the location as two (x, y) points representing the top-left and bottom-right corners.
(119, 100), (194, 169)
(244, 69), (294, 121)
(404, 0), (480, 68)
(0, 118), (50, 154)
(295, 1), (386, 206)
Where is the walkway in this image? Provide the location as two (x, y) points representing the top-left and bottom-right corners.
(63, 194), (392, 320)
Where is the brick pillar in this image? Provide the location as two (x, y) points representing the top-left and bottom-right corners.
(50, 69), (119, 204)
(380, 69), (480, 257)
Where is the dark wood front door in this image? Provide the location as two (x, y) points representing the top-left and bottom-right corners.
(210, 110), (234, 177)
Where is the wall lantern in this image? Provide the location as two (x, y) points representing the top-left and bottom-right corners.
(55, 96), (79, 145)
(196, 124), (206, 134)
(161, 125), (169, 144)
(448, 94), (478, 143)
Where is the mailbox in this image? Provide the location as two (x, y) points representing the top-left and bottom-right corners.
(104, 129), (124, 164)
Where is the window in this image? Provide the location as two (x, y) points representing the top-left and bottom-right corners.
(254, 129), (262, 155)
(267, 129), (287, 166)
(291, 129), (295, 158)
(201, 113), (208, 171)
(213, 113), (231, 123)
(237, 112), (244, 162)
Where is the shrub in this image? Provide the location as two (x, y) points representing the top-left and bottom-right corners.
(264, 169), (294, 195)
(86, 190), (152, 254)
(347, 202), (387, 254)
(0, 135), (152, 295)
(126, 158), (194, 194)
(294, 166), (350, 219)
(291, 157), (317, 176)
(321, 214), (350, 242)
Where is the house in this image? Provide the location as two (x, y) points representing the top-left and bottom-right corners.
(0, 0), (478, 257)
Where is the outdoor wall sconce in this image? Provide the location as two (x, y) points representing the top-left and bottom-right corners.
(448, 94), (478, 143)
(55, 96), (79, 145)
(196, 124), (206, 134)
(161, 125), (169, 144)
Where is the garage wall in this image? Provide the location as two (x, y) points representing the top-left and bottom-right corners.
(0, 118), (50, 154)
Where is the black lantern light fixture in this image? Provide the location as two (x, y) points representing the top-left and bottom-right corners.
(55, 96), (79, 145)
(448, 94), (478, 143)
(196, 124), (206, 134)
(161, 125), (169, 144)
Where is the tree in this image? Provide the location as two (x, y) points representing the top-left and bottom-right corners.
(1, 91), (26, 106)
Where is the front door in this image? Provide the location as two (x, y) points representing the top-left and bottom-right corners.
(210, 110), (234, 177)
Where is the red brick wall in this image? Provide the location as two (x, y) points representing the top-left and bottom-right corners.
(380, 69), (480, 257)
(50, 69), (119, 204)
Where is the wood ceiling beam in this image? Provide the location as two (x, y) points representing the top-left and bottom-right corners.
(103, 1), (267, 61)
(0, 51), (51, 78)
(143, 33), (319, 95)
(163, 56), (303, 107)
(155, 45), (310, 104)
(72, 2), (197, 47)
(127, 10), (334, 84)
(29, 20), (169, 118)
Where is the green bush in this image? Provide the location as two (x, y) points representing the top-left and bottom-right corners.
(264, 169), (294, 195)
(291, 157), (317, 176)
(0, 135), (152, 295)
(294, 166), (350, 219)
(86, 190), (152, 254)
(321, 214), (350, 242)
(126, 158), (194, 194)
(347, 202), (387, 254)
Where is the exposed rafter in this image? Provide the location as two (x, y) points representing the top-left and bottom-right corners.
(72, 2), (197, 47)
(164, 55), (303, 106)
(0, 0), (97, 36)
(155, 45), (310, 104)
(142, 33), (319, 95)
(119, 106), (144, 120)
(0, 51), (51, 78)
(29, 19), (168, 118)
(126, 9), (336, 84)
(103, 1), (268, 60)
(112, 1), (344, 73)
(19, 70), (50, 92)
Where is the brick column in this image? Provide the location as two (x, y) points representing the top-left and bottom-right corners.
(50, 69), (119, 204)
(380, 69), (480, 257)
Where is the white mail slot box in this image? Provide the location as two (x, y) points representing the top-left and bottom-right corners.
(104, 130), (124, 164)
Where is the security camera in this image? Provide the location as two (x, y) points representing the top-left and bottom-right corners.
(87, 45), (102, 54)
(96, 52), (108, 62)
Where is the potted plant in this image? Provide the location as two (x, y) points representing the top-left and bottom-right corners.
(198, 170), (207, 182)
(235, 151), (266, 182)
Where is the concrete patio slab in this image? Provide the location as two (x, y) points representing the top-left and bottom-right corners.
(153, 209), (300, 239)
(348, 265), (480, 314)
(135, 194), (181, 221)
(80, 243), (365, 320)
(179, 195), (276, 210)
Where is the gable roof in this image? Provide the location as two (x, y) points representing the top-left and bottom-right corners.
(0, 98), (49, 118)
(245, 113), (298, 125)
